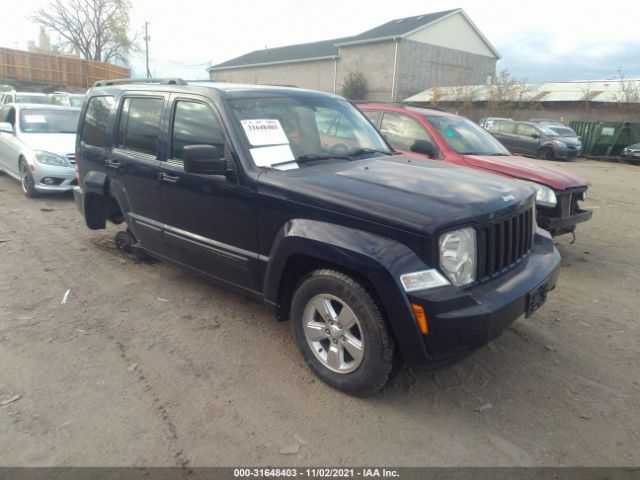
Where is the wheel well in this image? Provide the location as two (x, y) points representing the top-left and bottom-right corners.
(276, 254), (387, 323)
(84, 192), (123, 229)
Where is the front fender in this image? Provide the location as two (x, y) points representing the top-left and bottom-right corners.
(263, 219), (432, 362)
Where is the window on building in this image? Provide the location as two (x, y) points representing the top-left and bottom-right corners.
(117, 97), (163, 156)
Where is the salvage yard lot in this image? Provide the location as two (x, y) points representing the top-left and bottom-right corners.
(0, 160), (638, 466)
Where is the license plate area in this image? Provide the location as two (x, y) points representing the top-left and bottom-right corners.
(526, 281), (549, 317)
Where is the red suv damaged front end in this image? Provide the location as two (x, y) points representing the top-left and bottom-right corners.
(358, 104), (592, 237)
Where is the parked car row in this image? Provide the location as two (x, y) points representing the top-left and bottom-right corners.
(1, 80), (592, 396)
(0, 90), (85, 107)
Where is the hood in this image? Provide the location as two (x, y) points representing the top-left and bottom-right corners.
(462, 154), (588, 190)
(258, 156), (535, 236)
(558, 136), (581, 146)
(20, 133), (76, 157)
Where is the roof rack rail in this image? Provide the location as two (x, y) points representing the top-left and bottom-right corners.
(93, 78), (187, 87)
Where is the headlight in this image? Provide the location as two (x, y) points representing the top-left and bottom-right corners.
(529, 182), (557, 207)
(552, 140), (567, 148)
(35, 151), (70, 167)
(439, 227), (476, 287)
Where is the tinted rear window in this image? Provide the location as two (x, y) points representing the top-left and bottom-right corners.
(81, 96), (115, 148)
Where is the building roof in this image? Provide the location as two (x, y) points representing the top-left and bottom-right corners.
(209, 8), (487, 71)
(404, 79), (640, 104)
(336, 10), (458, 45)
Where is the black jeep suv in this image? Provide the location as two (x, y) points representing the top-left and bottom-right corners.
(73, 79), (561, 396)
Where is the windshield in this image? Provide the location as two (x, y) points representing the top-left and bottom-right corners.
(19, 109), (80, 134)
(15, 95), (48, 104)
(426, 115), (510, 155)
(228, 96), (391, 168)
(537, 125), (559, 136)
(549, 126), (577, 137)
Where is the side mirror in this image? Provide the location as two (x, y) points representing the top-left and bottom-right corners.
(183, 145), (227, 175)
(410, 139), (436, 157)
(531, 133), (540, 139)
(0, 122), (13, 134)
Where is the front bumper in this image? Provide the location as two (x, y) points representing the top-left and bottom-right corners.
(537, 187), (592, 236)
(32, 165), (77, 193)
(407, 232), (560, 361)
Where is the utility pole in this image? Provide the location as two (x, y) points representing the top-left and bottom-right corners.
(145, 21), (151, 78)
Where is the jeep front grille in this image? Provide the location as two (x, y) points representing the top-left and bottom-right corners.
(476, 208), (534, 280)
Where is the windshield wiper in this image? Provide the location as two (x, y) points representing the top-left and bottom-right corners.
(460, 151), (508, 156)
(270, 153), (352, 168)
(346, 148), (395, 157)
(296, 153), (353, 163)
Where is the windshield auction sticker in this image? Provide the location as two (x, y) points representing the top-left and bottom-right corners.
(23, 115), (47, 123)
(250, 144), (295, 167)
(241, 119), (289, 146)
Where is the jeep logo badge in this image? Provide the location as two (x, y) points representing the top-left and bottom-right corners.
(502, 195), (515, 202)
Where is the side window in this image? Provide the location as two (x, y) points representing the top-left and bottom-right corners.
(171, 101), (225, 161)
(517, 124), (536, 136)
(117, 97), (163, 156)
(380, 113), (435, 151)
(80, 96), (115, 148)
(0, 106), (9, 123)
(498, 122), (515, 133)
(362, 110), (380, 125)
(1, 107), (16, 127)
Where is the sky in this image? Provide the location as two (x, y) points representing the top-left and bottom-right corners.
(1, 0), (639, 84)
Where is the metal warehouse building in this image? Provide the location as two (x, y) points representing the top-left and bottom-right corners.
(207, 8), (499, 101)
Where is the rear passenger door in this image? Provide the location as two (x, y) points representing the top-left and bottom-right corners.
(158, 94), (259, 292)
(110, 93), (168, 255)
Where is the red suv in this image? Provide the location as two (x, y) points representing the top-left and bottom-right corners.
(358, 104), (592, 237)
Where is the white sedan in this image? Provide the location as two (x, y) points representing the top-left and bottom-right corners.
(0, 104), (79, 197)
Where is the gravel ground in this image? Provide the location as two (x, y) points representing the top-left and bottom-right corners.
(0, 159), (638, 467)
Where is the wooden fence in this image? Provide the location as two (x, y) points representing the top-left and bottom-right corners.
(0, 47), (129, 88)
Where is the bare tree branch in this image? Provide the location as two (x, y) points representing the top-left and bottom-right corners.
(32, 0), (134, 64)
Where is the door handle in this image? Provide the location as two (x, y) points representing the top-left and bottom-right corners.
(106, 159), (121, 171)
(158, 172), (180, 184)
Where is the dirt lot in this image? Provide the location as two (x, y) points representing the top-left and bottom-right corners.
(0, 160), (639, 467)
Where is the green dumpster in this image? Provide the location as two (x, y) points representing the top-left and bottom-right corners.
(570, 121), (640, 157)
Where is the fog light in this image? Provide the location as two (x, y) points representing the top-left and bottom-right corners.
(41, 177), (62, 185)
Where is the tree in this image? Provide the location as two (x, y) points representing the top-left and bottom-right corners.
(341, 71), (367, 100)
(487, 69), (529, 115)
(32, 0), (135, 64)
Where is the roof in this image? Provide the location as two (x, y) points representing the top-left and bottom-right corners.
(405, 79), (640, 104)
(89, 80), (343, 101)
(336, 10), (458, 45)
(209, 8), (485, 71)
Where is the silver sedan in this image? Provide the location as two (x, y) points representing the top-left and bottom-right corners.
(0, 104), (79, 197)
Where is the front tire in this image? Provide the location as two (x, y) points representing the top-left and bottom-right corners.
(19, 159), (39, 198)
(290, 269), (397, 397)
(537, 147), (553, 160)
